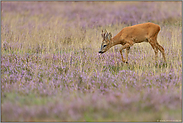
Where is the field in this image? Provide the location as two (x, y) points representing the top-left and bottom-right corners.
(1, 1), (182, 122)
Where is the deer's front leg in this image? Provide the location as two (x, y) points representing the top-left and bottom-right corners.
(119, 43), (131, 63)
(125, 47), (130, 63)
(119, 48), (125, 63)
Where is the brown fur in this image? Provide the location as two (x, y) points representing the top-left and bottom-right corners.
(99, 22), (166, 63)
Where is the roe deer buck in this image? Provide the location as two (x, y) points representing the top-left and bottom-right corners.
(99, 22), (166, 63)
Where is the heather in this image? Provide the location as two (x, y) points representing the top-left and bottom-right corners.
(1, 1), (182, 122)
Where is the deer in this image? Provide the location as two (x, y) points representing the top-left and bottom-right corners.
(99, 22), (166, 64)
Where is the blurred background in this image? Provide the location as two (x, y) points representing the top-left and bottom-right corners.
(2, 2), (181, 28)
(1, 1), (182, 122)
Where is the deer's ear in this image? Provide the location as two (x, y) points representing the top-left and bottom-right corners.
(101, 30), (104, 38)
(108, 32), (112, 40)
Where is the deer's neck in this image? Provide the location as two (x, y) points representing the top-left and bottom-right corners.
(110, 35), (121, 47)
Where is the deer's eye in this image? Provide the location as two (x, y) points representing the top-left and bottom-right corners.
(103, 45), (107, 47)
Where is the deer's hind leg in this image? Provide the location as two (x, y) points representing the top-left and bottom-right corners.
(148, 39), (158, 62)
(156, 42), (166, 62)
(154, 35), (167, 62)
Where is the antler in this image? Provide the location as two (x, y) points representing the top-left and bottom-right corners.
(101, 29), (108, 39)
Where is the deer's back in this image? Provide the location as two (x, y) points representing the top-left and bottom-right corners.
(118, 22), (160, 43)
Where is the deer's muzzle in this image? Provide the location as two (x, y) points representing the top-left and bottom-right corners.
(99, 51), (104, 54)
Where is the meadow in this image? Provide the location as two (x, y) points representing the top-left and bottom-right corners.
(1, 1), (182, 122)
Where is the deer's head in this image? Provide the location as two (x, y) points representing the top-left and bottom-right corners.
(99, 30), (112, 54)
